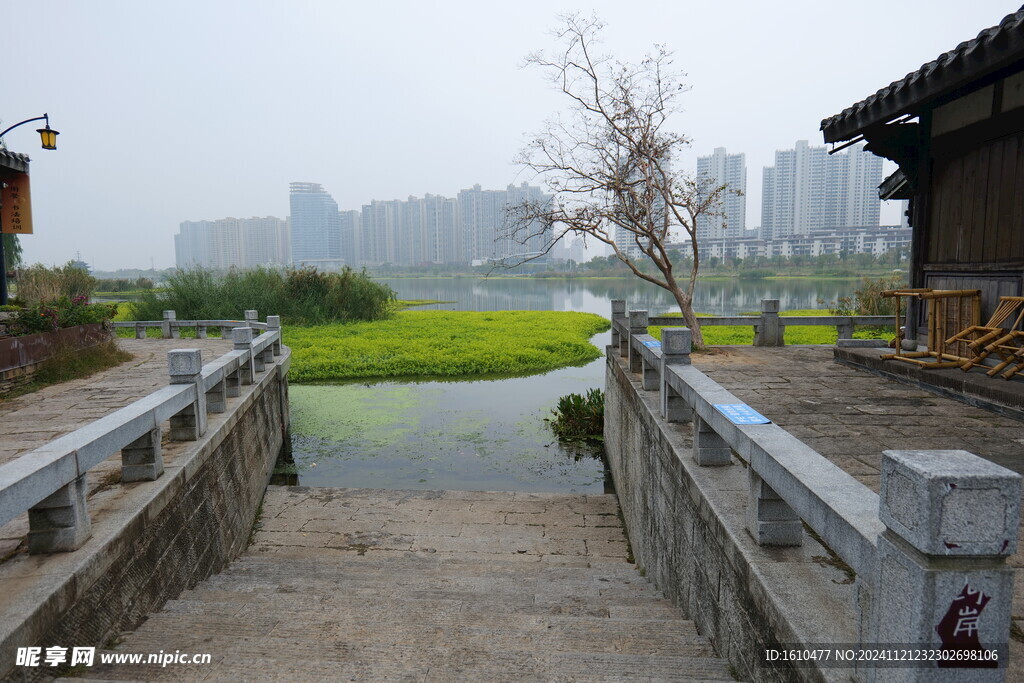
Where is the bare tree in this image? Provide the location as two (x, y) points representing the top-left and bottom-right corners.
(506, 14), (732, 348)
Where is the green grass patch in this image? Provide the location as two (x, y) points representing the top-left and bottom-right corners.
(1, 341), (133, 400)
(285, 310), (610, 382)
(649, 309), (894, 346)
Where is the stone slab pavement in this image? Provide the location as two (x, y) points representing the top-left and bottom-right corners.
(694, 345), (1024, 666)
(0, 337), (233, 558)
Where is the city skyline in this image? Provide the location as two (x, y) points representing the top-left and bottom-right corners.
(175, 181), (553, 270)
(6, 1), (1015, 270)
(173, 143), (898, 271)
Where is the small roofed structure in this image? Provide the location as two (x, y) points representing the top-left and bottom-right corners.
(0, 148), (30, 178)
(821, 9), (1024, 345)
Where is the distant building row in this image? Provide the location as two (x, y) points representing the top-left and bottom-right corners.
(289, 181), (552, 269)
(174, 182), (551, 270)
(695, 223), (911, 261)
(690, 140), (884, 241)
(175, 216), (289, 270)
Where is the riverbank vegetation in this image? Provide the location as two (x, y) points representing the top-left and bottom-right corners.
(129, 267), (395, 324)
(285, 310), (609, 382)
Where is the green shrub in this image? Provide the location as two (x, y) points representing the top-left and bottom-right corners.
(129, 267), (395, 325)
(8, 296), (118, 336)
(547, 389), (604, 445)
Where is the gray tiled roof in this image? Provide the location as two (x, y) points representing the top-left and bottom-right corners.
(0, 148), (30, 173)
(821, 8), (1024, 143)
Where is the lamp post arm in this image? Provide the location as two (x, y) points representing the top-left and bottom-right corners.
(0, 114), (48, 141)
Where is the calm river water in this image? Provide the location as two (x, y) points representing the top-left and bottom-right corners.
(285, 277), (852, 493)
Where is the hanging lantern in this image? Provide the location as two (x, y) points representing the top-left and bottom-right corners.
(37, 125), (59, 150)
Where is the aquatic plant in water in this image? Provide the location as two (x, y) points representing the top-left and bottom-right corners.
(285, 310), (610, 382)
(547, 389), (604, 448)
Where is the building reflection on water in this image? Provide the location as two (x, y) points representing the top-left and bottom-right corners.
(379, 277), (853, 316)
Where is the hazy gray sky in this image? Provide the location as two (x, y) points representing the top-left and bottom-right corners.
(4, 0), (1020, 270)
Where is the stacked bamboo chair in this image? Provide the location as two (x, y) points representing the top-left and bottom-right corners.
(881, 289), (981, 368)
(880, 290), (1024, 381)
(956, 296), (1024, 377)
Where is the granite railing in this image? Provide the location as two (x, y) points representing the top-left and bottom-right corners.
(111, 309), (267, 339)
(609, 298), (892, 348)
(0, 313), (286, 555)
(610, 299), (1021, 679)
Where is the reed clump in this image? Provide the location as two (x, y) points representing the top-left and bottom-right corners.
(130, 267), (396, 325)
(13, 262), (97, 305)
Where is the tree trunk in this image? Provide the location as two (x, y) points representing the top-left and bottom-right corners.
(668, 286), (704, 349)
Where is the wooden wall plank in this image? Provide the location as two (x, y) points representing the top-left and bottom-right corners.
(983, 139), (1004, 263)
(1010, 133), (1024, 262)
(972, 143), (990, 263)
(961, 146), (980, 263)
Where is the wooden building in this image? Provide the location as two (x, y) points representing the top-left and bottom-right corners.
(821, 9), (1024, 340)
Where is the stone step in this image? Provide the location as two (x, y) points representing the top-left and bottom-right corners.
(79, 648), (734, 681)
(154, 597), (706, 640)
(73, 486), (730, 680)
(164, 590), (687, 620)
(109, 616), (716, 659)
(193, 568), (667, 600)
(212, 551), (651, 581)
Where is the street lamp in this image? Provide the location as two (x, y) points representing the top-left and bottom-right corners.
(0, 113), (59, 304)
(0, 113), (60, 150)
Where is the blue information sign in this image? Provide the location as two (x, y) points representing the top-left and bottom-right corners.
(713, 404), (771, 425)
(641, 340), (661, 348)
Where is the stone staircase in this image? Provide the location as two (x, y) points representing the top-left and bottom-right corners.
(79, 487), (733, 681)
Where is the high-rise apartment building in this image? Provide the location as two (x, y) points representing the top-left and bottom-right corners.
(696, 148), (746, 241)
(174, 217), (288, 270)
(458, 183), (551, 264)
(290, 182), (341, 266)
(359, 199), (399, 265)
(760, 140), (882, 241)
(339, 210), (361, 266)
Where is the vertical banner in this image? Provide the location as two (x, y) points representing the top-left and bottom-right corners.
(1, 173), (33, 234)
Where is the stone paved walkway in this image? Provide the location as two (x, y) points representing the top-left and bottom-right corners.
(0, 337), (232, 555)
(694, 345), (1024, 665)
(80, 487), (732, 681)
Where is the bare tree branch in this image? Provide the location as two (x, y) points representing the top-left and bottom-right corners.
(503, 13), (738, 347)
